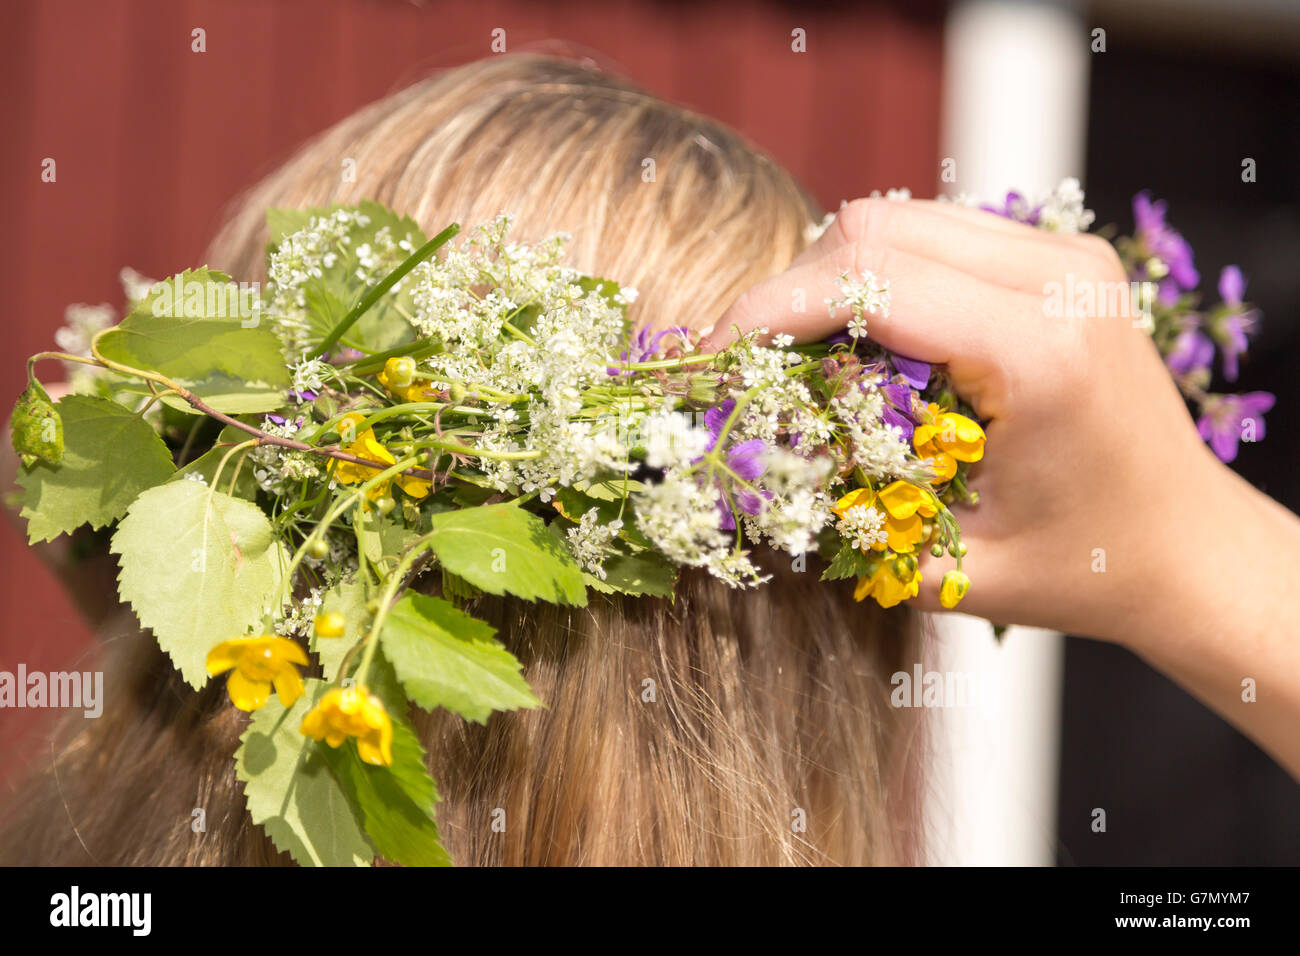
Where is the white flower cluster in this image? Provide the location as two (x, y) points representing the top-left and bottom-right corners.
(55, 302), (115, 392)
(267, 209), (420, 358)
(565, 508), (624, 580)
(251, 418), (321, 494)
(835, 502), (887, 552)
(406, 216), (638, 496)
(289, 357), (334, 397)
(634, 473), (769, 588)
(826, 269), (891, 339)
(1038, 177), (1095, 234)
(830, 382), (910, 479)
(276, 587), (324, 639)
(738, 453), (835, 559)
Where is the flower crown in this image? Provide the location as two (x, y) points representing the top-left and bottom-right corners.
(10, 181), (1268, 866)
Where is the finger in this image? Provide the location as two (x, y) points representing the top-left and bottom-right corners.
(795, 197), (1097, 293)
(712, 240), (1035, 366)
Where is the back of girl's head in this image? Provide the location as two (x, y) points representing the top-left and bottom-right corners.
(210, 53), (818, 336)
(3, 53), (923, 866)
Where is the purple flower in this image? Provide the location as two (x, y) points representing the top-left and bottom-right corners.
(1216, 266), (1257, 382)
(879, 381), (917, 441)
(608, 326), (689, 375)
(1133, 192), (1199, 293)
(701, 399), (772, 529)
(981, 191), (1042, 226)
(289, 389), (318, 404)
(890, 352), (930, 390)
(1165, 327), (1214, 377)
(1197, 392), (1274, 463)
(329, 347), (365, 364)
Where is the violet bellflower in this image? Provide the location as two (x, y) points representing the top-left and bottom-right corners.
(1133, 191), (1199, 304)
(1215, 265), (1258, 382)
(608, 326), (689, 375)
(1197, 391), (1274, 463)
(1165, 324), (1214, 378)
(703, 399), (771, 529)
(880, 381), (917, 441)
(981, 191), (1043, 226)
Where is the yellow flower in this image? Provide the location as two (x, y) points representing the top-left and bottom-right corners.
(300, 685), (394, 766)
(833, 481), (937, 554)
(939, 570), (971, 609)
(852, 551), (922, 608)
(377, 357), (436, 404)
(912, 403), (985, 484)
(205, 636), (309, 712)
(314, 612), (346, 639)
(334, 412), (431, 501)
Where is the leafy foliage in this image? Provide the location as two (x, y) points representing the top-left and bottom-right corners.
(236, 681), (373, 867)
(18, 395), (175, 543)
(318, 706), (451, 867)
(426, 503), (588, 606)
(381, 592), (539, 723)
(96, 267), (289, 387)
(111, 480), (287, 687)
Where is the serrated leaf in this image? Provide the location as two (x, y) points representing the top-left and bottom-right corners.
(10, 381), (62, 466)
(319, 704), (451, 867)
(426, 503), (587, 606)
(381, 592), (538, 723)
(821, 542), (874, 582)
(584, 548), (678, 598)
(356, 510), (421, 566)
(111, 481), (287, 688)
(312, 577), (370, 681)
(96, 268), (289, 387)
(235, 681), (372, 867)
(172, 426), (259, 501)
(17, 395), (175, 543)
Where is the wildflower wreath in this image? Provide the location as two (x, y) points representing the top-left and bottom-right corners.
(10, 182), (1267, 865)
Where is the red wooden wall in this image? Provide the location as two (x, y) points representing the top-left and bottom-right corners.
(0, 0), (943, 781)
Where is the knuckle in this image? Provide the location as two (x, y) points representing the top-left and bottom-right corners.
(835, 197), (892, 247)
(844, 239), (890, 282)
(1075, 233), (1125, 279)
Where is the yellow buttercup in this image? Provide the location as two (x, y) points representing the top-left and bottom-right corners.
(912, 403), (985, 484)
(205, 636), (308, 712)
(300, 685), (394, 766)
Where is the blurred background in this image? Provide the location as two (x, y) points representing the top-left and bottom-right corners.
(0, 0), (1295, 864)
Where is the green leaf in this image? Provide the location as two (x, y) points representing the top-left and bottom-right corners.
(111, 480), (288, 688)
(172, 426), (259, 501)
(269, 202), (431, 355)
(159, 373), (286, 416)
(584, 548), (678, 598)
(235, 681), (372, 867)
(425, 503), (587, 606)
(356, 510), (421, 566)
(312, 577), (370, 681)
(573, 476), (645, 501)
(381, 592), (538, 723)
(17, 395), (175, 543)
(10, 380), (62, 466)
(821, 542), (874, 582)
(319, 704), (451, 867)
(96, 268), (289, 387)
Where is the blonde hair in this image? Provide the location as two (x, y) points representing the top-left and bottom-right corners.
(2, 54), (924, 866)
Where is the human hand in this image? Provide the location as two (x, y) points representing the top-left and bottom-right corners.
(712, 197), (1235, 641)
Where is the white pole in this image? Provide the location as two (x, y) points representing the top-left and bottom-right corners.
(926, 0), (1089, 866)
